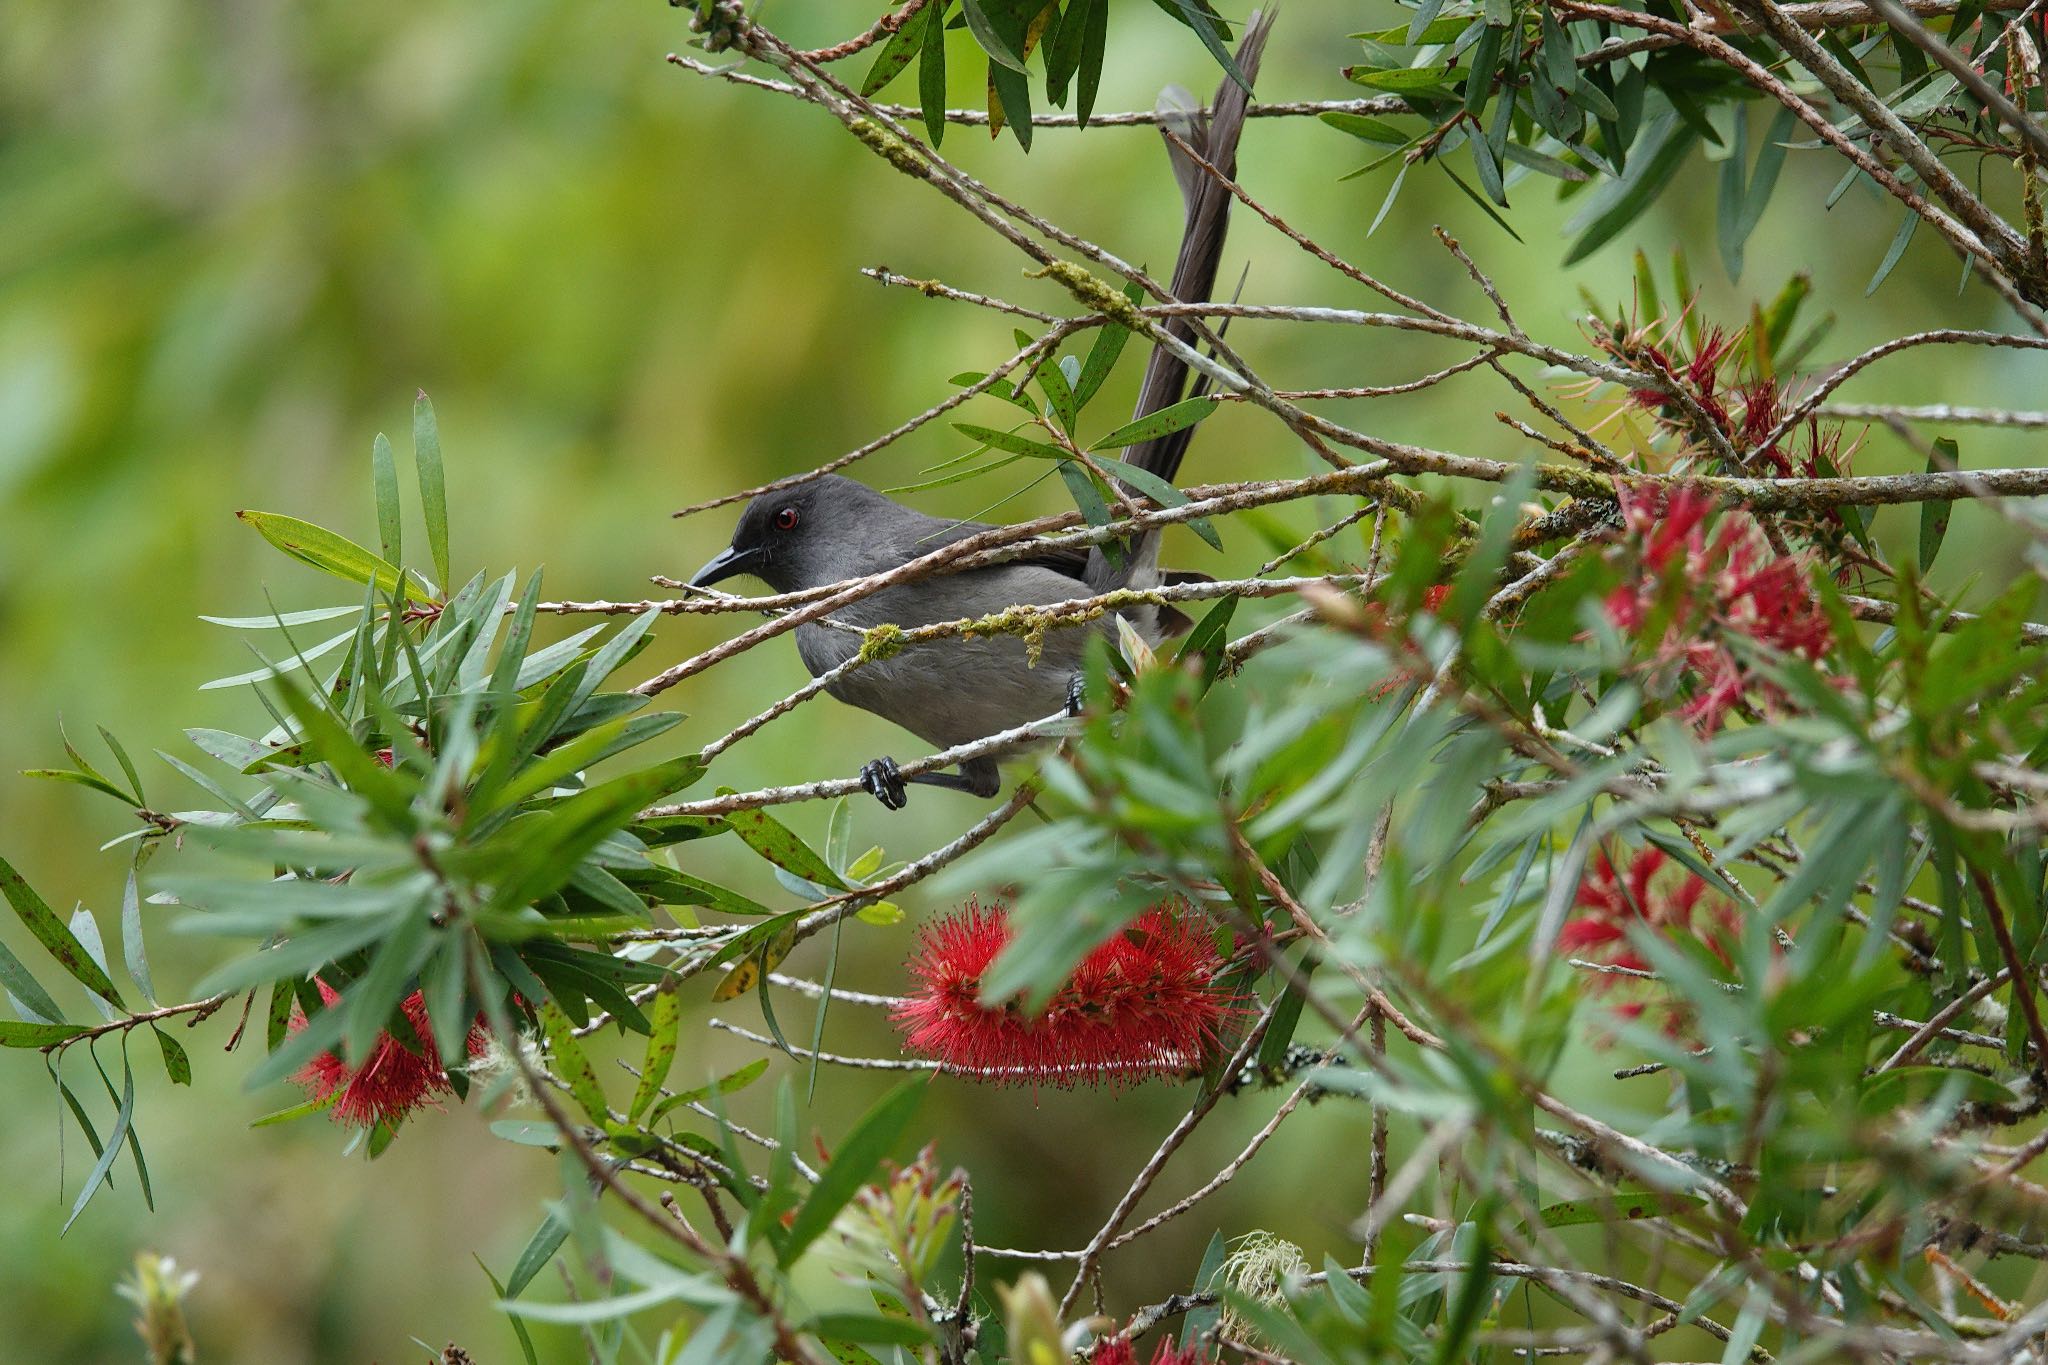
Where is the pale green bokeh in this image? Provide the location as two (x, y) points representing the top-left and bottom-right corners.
(0, 1), (2035, 1359)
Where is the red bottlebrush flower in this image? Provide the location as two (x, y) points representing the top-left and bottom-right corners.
(1562, 848), (1741, 1029)
(1366, 583), (1454, 698)
(893, 899), (1237, 1087)
(1606, 485), (1833, 734)
(1096, 1338), (1212, 1365)
(293, 981), (489, 1128)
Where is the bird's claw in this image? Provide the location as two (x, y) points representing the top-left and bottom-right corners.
(860, 756), (909, 810)
(1065, 673), (1087, 718)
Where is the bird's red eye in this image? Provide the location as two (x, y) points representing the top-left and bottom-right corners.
(773, 507), (799, 532)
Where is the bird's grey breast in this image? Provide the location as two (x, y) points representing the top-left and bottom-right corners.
(794, 565), (1102, 749)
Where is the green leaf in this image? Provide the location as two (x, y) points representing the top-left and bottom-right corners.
(249, 1092), (338, 1127)
(628, 982), (682, 1121)
(414, 392), (451, 594)
(0, 855), (124, 1009)
(1180, 1231), (1228, 1349)
(1034, 350), (1079, 433)
(1346, 65), (1454, 92)
(646, 1057), (771, 1121)
(196, 627), (359, 692)
(1090, 395), (1217, 450)
(0, 1020), (87, 1046)
(726, 804), (851, 891)
(1075, 279), (1142, 408)
(199, 604), (365, 630)
(861, 2), (931, 95)
(1563, 113), (1697, 264)
(1353, 17), (1472, 42)
(1152, 0), (1248, 91)
(244, 987), (347, 1090)
(919, 0), (949, 145)
(1092, 455), (1221, 550)
(1045, 0), (1087, 105)
(504, 1210), (571, 1298)
(1408, 0), (1448, 45)
(1716, 103), (1751, 280)
(1320, 110), (1407, 144)
(151, 1026), (192, 1085)
(473, 1256), (541, 1365)
(21, 768), (136, 805)
(1462, 23), (1503, 118)
(1056, 460), (1112, 528)
(1540, 6), (1577, 95)
(961, 0), (1028, 70)
(807, 1314), (934, 1349)
(1075, 0), (1107, 125)
(478, 755), (705, 916)
(951, 423), (1067, 460)
(1920, 439), (1958, 570)
(63, 1047), (135, 1233)
(1439, 163), (1524, 241)
(539, 1000), (609, 1124)
(233, 511), (427, 604)
(1534, 1189), (1674, 1228)
(371, 432), (403, 567)
(1866, 206), (1919, 296)
(778, 1080), (926, 1266)
(119, 864), (156, 1008)
(342, 907), (432, 1063)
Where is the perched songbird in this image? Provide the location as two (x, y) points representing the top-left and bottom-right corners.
(689, 14), (1270, 808)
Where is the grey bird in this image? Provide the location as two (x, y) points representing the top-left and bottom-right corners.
(689, 13), (1270, 809)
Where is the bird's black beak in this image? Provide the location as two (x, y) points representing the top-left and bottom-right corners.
(689, 544), (762, 589)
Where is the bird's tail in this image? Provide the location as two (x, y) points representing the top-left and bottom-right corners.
(1118, 9), (1272, 488)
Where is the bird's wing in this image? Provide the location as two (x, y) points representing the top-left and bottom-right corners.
(908, 519), (1094, 585)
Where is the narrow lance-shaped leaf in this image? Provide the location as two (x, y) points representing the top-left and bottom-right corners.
(120, 863), (156, 1008)
(539, 1000), (609, 1124)
(1076, 0), (1108, 128)
(961, 0), (1028, 70)
(951, 423), (1067, 460)
(233, 511), (428, 605)
(628, 982), (682, 1121)
(778, 1080), (926, 1265)
(152, 1027), (192, 1085)
(63, 1046), (136, 1233)
(0, 855), (124, 1009)
(725, 803), (851, 891)
(0, 1020), (87, 1047)
(1092, 455), (1222, 551)
(1090, 395), (1217, 450)
(919, 0), (949, 145)
(860, 0), (932, 95)
(371, 432), (402, 567)
(1920, 438), (1958, 570)
(414, 391), (451, 595)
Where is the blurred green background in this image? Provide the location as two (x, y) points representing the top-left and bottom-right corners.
(1, 1), (2039, 1359)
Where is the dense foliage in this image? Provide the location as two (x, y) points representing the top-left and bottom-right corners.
(5, 0), (2048, 1362)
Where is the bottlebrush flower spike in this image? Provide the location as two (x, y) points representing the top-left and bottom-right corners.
(1606, 485), (1833, 734)
(1095, 1336), (1213, 1365)
(293, 981), (489, 1128)
(893, 899), (1236, 1086)
(1561, 847), (1741, 1028)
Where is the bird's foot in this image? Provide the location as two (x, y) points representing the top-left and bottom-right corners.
(1065, 672), (1087, 718)
(859, 756), (909, 811)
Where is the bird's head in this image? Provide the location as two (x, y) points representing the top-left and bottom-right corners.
(688, 474), (880, 595)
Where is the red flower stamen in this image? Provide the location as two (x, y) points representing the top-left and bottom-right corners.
(293, 981), (489, 1128)
(1561, 848), (1741, 1030)
(1096, 1337), (1213, 1365)
(1607, 486), (1833, 733)
(893, 899), (1238, 1087)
